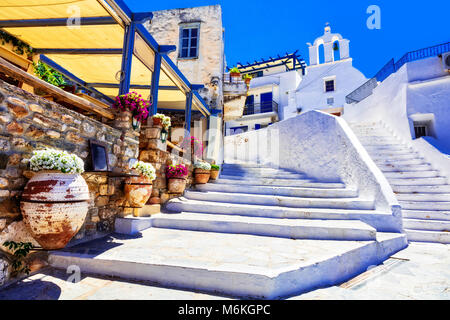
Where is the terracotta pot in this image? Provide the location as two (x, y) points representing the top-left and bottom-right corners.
(168, 177), (187, 193)
(124, 176), (153, 208)
(210, 170), (220, 180)
(152, 117), (163, 127)
(194, 169), (210, 184)
(20, 171), (90, 250)
(244, 78), (251, 85)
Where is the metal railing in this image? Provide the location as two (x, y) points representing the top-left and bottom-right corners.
(346, 41), (450, 104)
(243, 101), (278, 116)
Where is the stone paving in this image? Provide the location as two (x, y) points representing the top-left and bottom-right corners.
(0, 242), (448, 300)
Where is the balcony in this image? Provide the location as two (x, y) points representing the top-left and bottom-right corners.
(243, 101), (279, 116)
(223, 73), (249, 121)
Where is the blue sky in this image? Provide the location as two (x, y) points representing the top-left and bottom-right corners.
(125, 0), (450, 78)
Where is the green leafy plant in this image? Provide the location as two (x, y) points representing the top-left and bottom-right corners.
(211, 164), (220, 171)
(3, 241), (33, 277)
(33, 61), (67, 88)
(242, 74), (252, 80)
(0, 30), (33, 56)
(229, 67), (241, 74)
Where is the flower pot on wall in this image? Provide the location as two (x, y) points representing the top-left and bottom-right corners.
(20, 171), (90, 250)
(168, 177), (187, 193)
(194, 169), (211, 184)
(152, 117), (163, 128)
(124, 176), (153, 208)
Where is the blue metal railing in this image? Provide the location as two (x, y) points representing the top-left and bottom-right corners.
(346, 41), (450, 104)
(243, 101), (278, 116)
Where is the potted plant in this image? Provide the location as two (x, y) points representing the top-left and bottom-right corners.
(112, 92), (150, 130)
(125, 161), (156, 208)
(166, 164), (188, 193)
(193, 162), (211, 184)
(151, 113), (170, 128)
(229, 67), (241, 82)
(242, 74), (252, 85)
(210, 164), (220, 180)
(20, 148), (89, 250)
(33, 61), (67, 96)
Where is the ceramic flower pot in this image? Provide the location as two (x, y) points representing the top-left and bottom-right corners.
(194, 169), (211, 184)
(20, 171), (90, 250)
(124, 176), (153, 208)
(152, 117), (163, 128)
(168, 177), (187, 193)
(210, 170), (220, 180)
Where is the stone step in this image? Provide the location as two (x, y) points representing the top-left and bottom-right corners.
(374, 158), (426, 166)
(212, 177), (345, 188)
(402, 210), (450, 221)
(366, 149), (417, 156)
(392, 184), (450, 193)
(195, 183), (357, 198)
(398, 200), (450, 211)
(387, 177), (448, 186)
(377, 163), (433, 172)
(396, 193), (450, 202)
(384, 170), (439, 179)
(166, 198), (398, 232)
(370, 153), (419, 161)
(403, 218), (450, 232)
(222, 162), (267, 169)
(151, 213), (377, 241)
(363, 144), (409, 151)
(183, 190), (375, 210)
(48, 228), (408, 299)
(357, 137), (400, 144)
(221, 171), (308, 179)
(404, 229), (450, 244)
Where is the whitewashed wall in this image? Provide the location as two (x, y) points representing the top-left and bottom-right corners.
(224, 110), (402, 231)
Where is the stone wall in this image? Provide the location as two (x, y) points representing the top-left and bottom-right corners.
(145, 5), (225, 111)
(0, 79), (140, 285)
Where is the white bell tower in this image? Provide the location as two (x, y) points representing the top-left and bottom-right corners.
(307, 23), (350, 66)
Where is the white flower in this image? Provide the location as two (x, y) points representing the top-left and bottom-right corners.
(29, 148), (85, 174)
(194, 162), (211, 170)
(131, 161), (156, 180)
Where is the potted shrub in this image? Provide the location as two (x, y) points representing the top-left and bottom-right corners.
(152, 114), (171, 142)
(112, 92), (150, 130)
(229, 67), (241, 82)
(125, 161), (156, 208)
(166, 164), (188, 193)
(20, 149), (89, 250)
(242, 74), (252, 85)
(194, 162), (211, 184)
(210, 164), (220, 180)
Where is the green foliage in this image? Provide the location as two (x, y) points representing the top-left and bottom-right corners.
(33, 61), (67, 88)
(0, 30), (33, 56)
(229, 67), (241, 74)
(242, 74), (252, 80)
(211, 164), (220, 171)
(3, 241), (33, 277)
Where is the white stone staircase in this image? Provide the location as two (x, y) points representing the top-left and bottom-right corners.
(349, 122), (450, 244)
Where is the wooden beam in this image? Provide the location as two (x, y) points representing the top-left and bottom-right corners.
(0, 56), (115, 119)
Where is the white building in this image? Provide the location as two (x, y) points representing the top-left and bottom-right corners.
(283, 24), (367, 119)
(225, 53), (306, 135)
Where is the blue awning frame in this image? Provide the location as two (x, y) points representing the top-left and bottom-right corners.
(0, 0), (212, 131)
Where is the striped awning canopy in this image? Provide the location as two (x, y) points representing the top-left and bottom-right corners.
(0, 0), (209, 115)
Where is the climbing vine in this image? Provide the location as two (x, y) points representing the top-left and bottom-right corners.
(2, 241), (33, 277)
(0, 30), (33, 56)
(33, 61), (67, 88)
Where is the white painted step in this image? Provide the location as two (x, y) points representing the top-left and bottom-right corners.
(184, 190), (375, 210)
(392, 184), (450, 193)
(166, 198), (399, 232)
(151, 213), (377, 241)
(374, 158), (426, 166)
(384, 170), (439, 179)
(212, 177), (344, 188)
(370, 153), (419, 161)
(398, 200), (450, 211)
(402, 209), (450, 221)
(48, 228), (408, 299)
(377, 163), (433, 172)
(221, 171), (308, 179)
(403, 218), (450, 232)
(195, 183), (357, 198)
(363, 144), (409, 151)
(357, 137), (400, 144)
(388, 177), (448, 186)
(404, 229), (450, 244)
(396, 193), (450, 202)
(366, 149), (417, 156)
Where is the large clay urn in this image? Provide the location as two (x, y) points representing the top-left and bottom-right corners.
(194, 169), (210, 184)
(124, 176), (153, 208)
(20, 171), (90, 250)
(168, 177), (187, 193)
